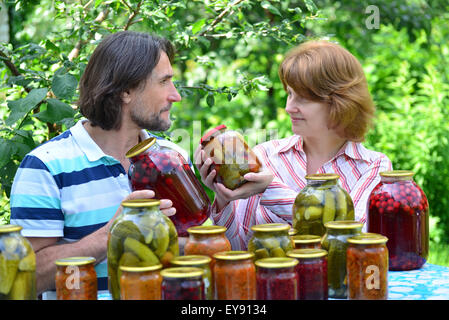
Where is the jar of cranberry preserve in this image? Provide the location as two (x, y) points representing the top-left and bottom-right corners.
(255, 257), (298, 300)
(292, 234), (322, 249)
(161, 267), (204, 300)
(126, 137), (211, 237)
(367, 170), (429, 270)
(287, 249), (328, 300)
(200, 125), (262, 190)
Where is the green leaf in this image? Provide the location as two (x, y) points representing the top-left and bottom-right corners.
(206, 93), (215, 107)
(261, 1), (282, 16)
(52, 73), (78, 100)
(192, 18), (206, 34)
(0, 139), (14, 168)
(33, 98), (77, 124)
(303, 0), (318, 13)
(45, 40), (60, 53)
(6, 88), (48, 126)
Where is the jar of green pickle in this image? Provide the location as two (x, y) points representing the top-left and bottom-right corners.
(0, 225), (36, 300)
(170, 255), (213, 300)
(107, 199), (179, 300)
(248, 223), (293, 260)
(293, 174), (355, 237)
(321, 220), (363, 299)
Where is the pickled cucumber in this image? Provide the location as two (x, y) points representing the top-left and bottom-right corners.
(118, 252), (140, 267)
(304, 206), (322, 220)
(259, 237), (280, 249)
(254, 248), (270, 260)
(270, 247), (286, 257)
(153, 224), (169, 258)
(302, 193), (324, 206)
(322, 190), (336, 224)
(335, 188), (348, 220)
(0, 254), (20, 295)
(111, 220), (144, 243)
(8, 271), (34, 300)
(123, 237), (159, 265)
(18, 252), (36, 272)
(107, 234), (123, 266)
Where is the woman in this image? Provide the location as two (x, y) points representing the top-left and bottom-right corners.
(195, 40), (392, 250)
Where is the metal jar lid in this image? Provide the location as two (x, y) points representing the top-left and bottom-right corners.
(55, 256), (96, 266)
(213, 251), (254, 261)
(119, 264), (163, 273)
(292, 234), (322, 244)
(121, 199), (161, 208)
(125, 137), (156, 158)
(160, 267), (204, 278)
(305, 173), (340, 181)
(251, 223), (290, 233)
(0, 224), (23, 233)
(287, 248), (328, 259)
(170, 255), (212, 266)
(347, 233), (388, 245)
(255, 257), (298, 269)
(187, 225), (227, 235)
(324, 220), (364, 230)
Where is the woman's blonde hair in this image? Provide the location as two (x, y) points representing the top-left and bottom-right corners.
(278, 40), (375, 142)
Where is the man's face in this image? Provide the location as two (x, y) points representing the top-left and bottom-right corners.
(128, 51), (181, 131)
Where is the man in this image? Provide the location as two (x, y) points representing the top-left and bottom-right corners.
(9, 31), (184, 298)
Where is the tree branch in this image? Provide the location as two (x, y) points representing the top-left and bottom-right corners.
(123, 0), (144, 31)
(198, 0), (247, 37)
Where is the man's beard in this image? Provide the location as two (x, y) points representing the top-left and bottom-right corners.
(130, 105), (172, 132)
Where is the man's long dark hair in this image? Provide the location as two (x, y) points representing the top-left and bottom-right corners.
(78, 31), (174, 130)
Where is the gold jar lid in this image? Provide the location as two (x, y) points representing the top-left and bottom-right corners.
(187, 225), (227, 235)
(287, 248), (328, 259)
(125, 137), (156, 158)
(251, 223), (290, 233)
(292, 234), (322, 244)
(324, 220), (363, 230)
(213, 251), (254, 261)
(121, 199), (161, 208)
(55, 257), (96, 266)
(170, 255), (212, 266)
(0, 224), (23, 233)
(305, 173), (340, 180)
(255, 257), (298, 269)
(288, 228), (298, 236)
(379, 170), (414, 178)
(119, 264), (163, 273)
(160, 267), (204, 278)
(347, 233), (388, 245)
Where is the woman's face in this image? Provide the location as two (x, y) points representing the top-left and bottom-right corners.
(285, 85), (331, 137)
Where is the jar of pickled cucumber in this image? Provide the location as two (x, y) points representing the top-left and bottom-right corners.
(0, 225), (36, 300)
(107, 199), (179, 300)
(170, 255), (213, 300)
(292, 234), (322, 249)
(119, 264), (162, 300)
(347, 233), (388, 300)
(200, 124), (262, 190)
(255, 257), (298, 300)
(322, 220), (363, 299)
(248, 223), (293, 260)
(161, 267), (205, 300)
(127, 137), (211, 237)
(55, 257), (97, 300)
(367, 170), (429, 271)
(293, 174), (355, 237)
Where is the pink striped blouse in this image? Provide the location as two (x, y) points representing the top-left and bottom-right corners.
(210, 135), (393, 250)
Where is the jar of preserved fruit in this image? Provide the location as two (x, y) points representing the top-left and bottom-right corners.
(200, 124), (262, 190)
(293, 174), (355, 237)
(170, 255), (213, 300)
(119, 264), (162, 300)
(287, 249), (328, 300)
(107, 199), (179, 300)
(161, 267), (204, 300)
(248, 223), (293, 260)
(292, 235), (322, 249)
(126, 137), (211, 237)
(322, 220), (363, 299)
(255, 257), (298, 300)
(55, 257), (97, 300)
(367, 170), (429, 271)
(0, 225), (36, 300)
(213, 251), (256, 300)
(347, 233), (388, 300)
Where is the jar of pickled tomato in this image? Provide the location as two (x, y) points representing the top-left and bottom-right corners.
(255, 257), (298, 300)
(161, 267), (204, 300)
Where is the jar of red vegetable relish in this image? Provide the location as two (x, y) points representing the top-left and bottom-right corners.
(367, 170), (429, 271)
(126, 137), (211, 237)
(255, 257), (298, 300)
(287, 249), (328, 300)
(161, 267), (205, 300)
(55, 257), (97, 300)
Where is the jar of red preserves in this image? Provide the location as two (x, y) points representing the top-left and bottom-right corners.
(126, 137), (211, 236)
(213, 251), (256, 300)
(287, 249), (328, 300)
(55, 257), (97, 300)
(292, 234), (322, 249)
(367, 170), (429, 271)
(248, 223), (293, 260)
(255, 257), (298, 300)
(200, 124), (262, 190)
(119, 264), (162, 300)
(347, 233), (388, 300)
(161, 267), (205, 300)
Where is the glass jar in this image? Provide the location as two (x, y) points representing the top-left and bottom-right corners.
(255, 257), (298, 300)
(119, 264), (162, 300)
(161, 267), (205, 300)
(248, 223), (293, 259)
(347, 233), (389, 300)
(292, 235), (322, 249)
(287, 249), (328, 300)
(170, 255), (213, 300)
(200, 124), (262, 190)
(213, 251), (256, 300)
(0, 225), (36, 300)
(293, 174), (355, 237)
(367, 170), (429, 271)
(322, 220), (363, 299)
(107, 199), (179, 300)
(55, 257), (97, 300)
(126, 137), (211, 237)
